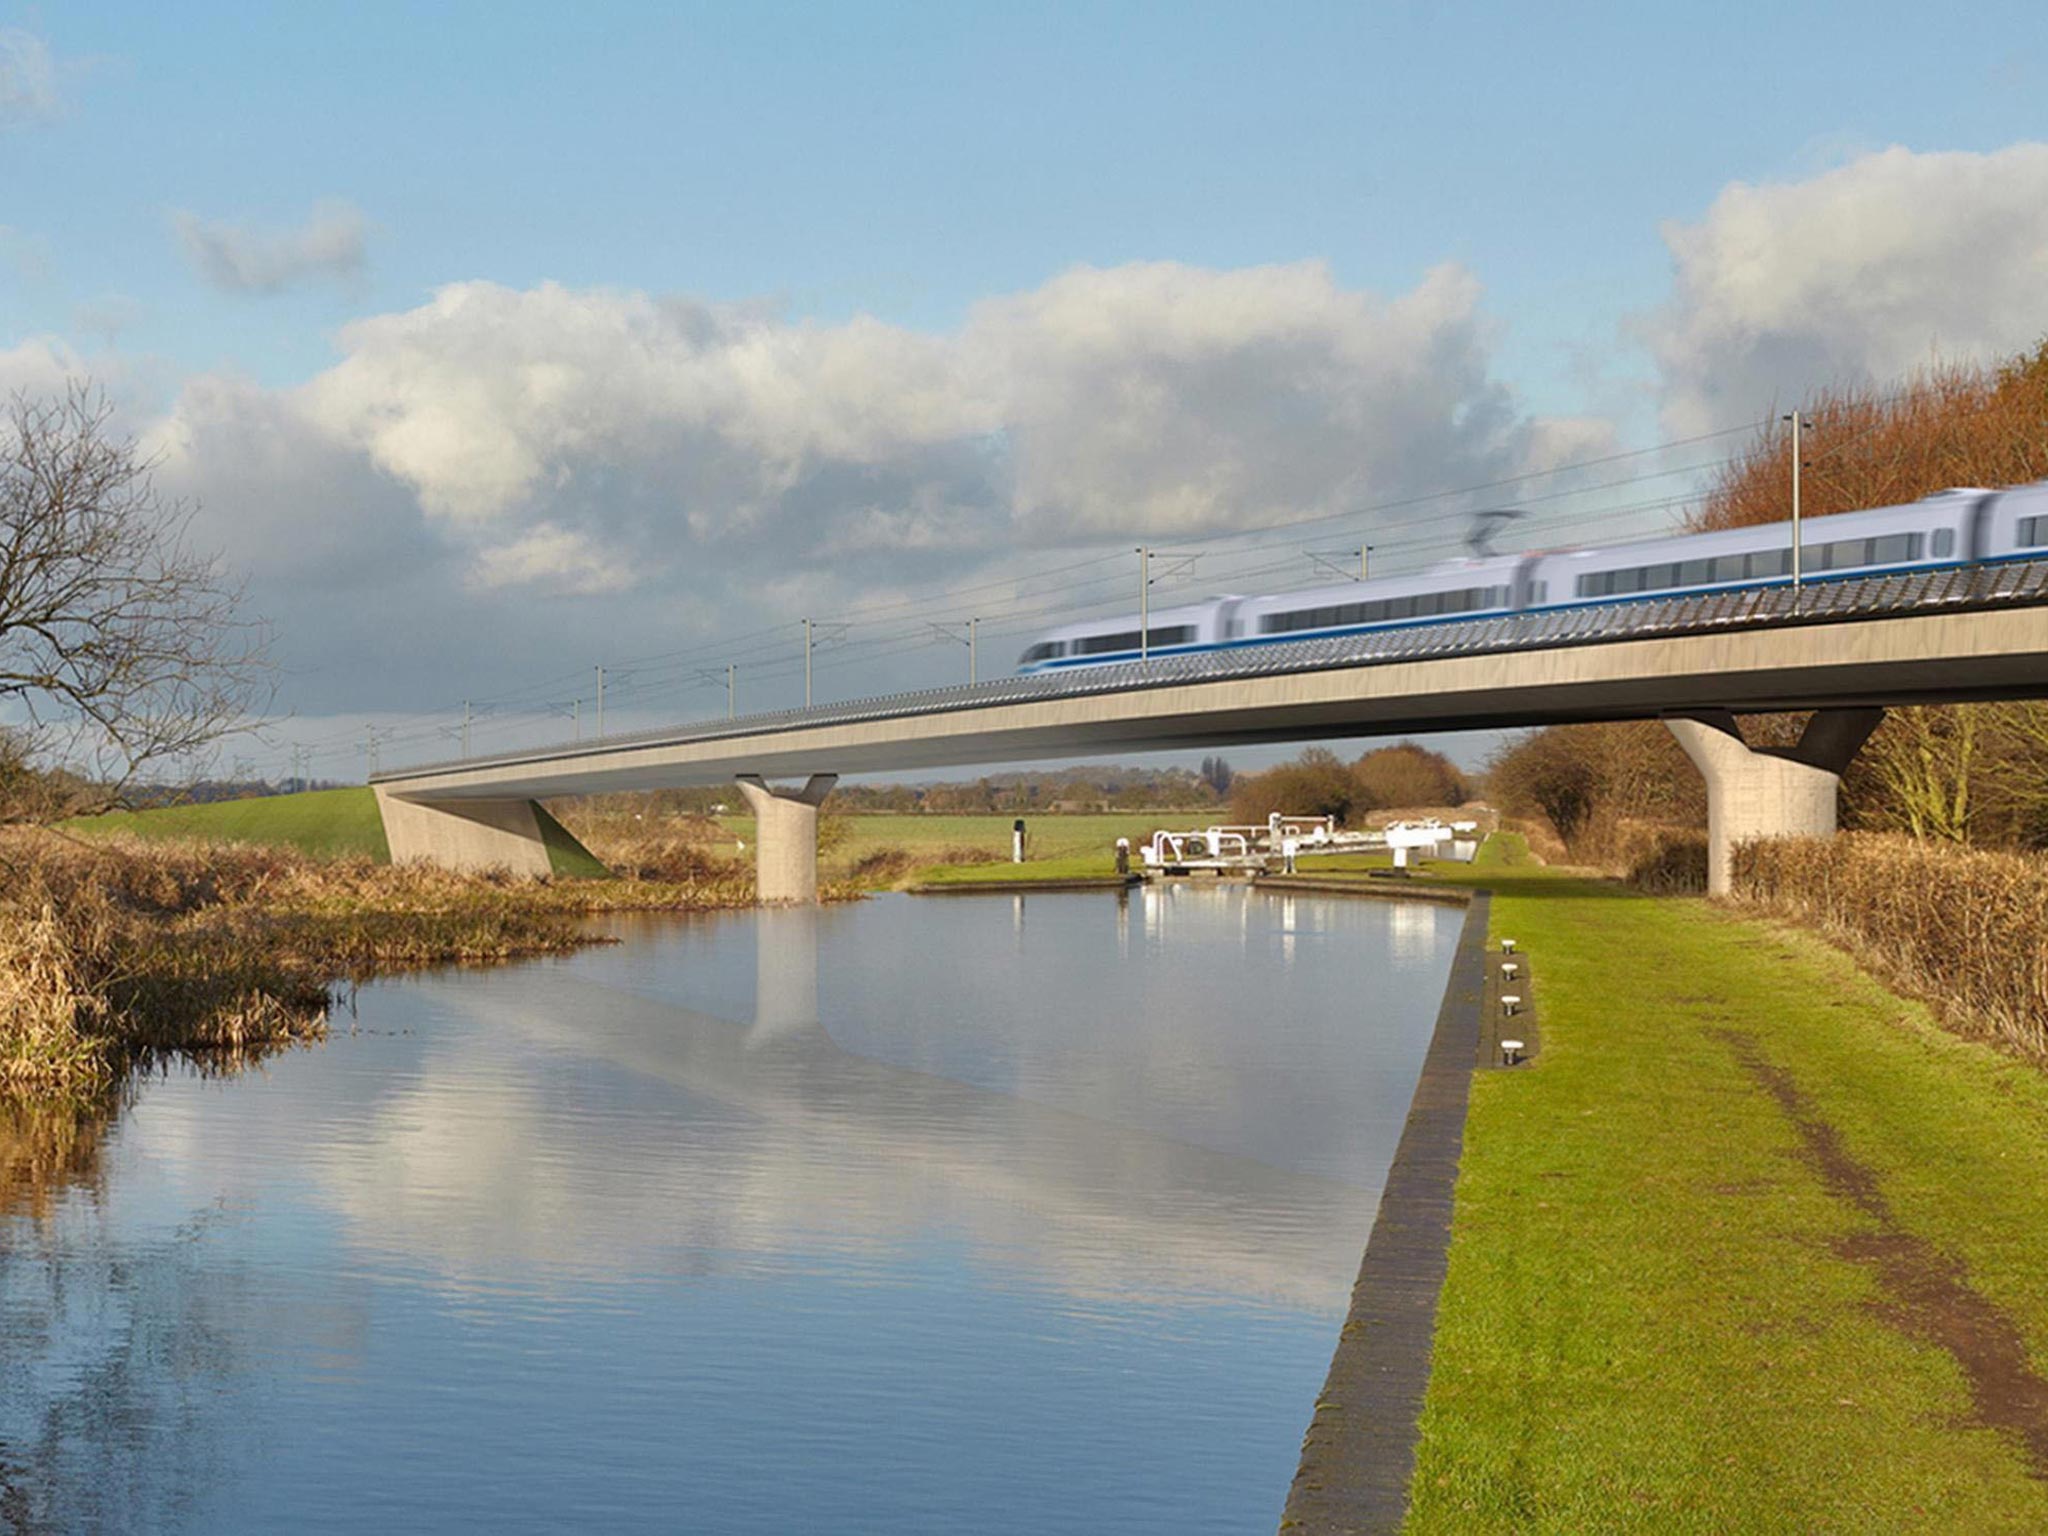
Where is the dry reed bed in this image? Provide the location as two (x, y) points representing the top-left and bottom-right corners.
(1730, 833), (2048, 1059)
(0, 830), (798, 1095)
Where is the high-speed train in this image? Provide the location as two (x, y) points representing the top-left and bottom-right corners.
(1016, 483), (2048, 673)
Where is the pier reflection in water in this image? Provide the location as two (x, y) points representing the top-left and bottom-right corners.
(0, 887), (1459, 1534)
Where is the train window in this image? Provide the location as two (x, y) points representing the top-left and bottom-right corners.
(1709, 554), (1746, 583)
(2019, 515), (2047, 548)
(1747, 548), (1791, 578)
(1679, 559), (1713, 586)
(1933, 528), (1956, 557)
(1073, 625), (1194, 654)
(1870, 533), (1920, 564)
(1076, 631), (1132, 654)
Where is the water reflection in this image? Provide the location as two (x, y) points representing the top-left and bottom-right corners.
(0, 889), (1461, 1535)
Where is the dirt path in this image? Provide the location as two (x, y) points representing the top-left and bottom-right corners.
(1718, 1028), (2048, 1480)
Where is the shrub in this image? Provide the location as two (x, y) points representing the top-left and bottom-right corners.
(1729, 833), (2048, 1060)
(1353, 741), (1467, 810)
(1228, 748), (1363, 825)
(1623, 828), (1707, 893)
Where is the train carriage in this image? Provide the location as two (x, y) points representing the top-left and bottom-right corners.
(1015, 482), (2048, 676)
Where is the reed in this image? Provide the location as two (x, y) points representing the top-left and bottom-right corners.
(0, 828), (837, 1096)
(1729, 833), (2048, 1059)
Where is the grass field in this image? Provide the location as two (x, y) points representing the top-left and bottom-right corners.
(68, 787), (393, 861)
(63, 798), (1199, 885)
(741, 810), (1197, 880)
(1395, 837), (2048, 1531)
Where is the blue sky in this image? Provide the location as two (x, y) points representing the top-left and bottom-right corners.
(5, 2), (2048, 777)
(21, 1), (2045, 405)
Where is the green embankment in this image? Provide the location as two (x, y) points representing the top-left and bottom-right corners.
(70, 787), (393, 861)
(1402, 837), (2048, 1531)
(67, 788), (611, 878)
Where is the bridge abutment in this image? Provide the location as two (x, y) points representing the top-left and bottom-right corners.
(1665, 708), (1884, 897)
(374, 787), (561, 877)
(735, 774), (839, 904)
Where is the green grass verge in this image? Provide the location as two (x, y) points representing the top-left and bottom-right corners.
(66, 787), (393, 861)
(1404, 835), (2048, 1531)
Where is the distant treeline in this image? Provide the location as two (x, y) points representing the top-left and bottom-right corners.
(578, 761), (1238, 818)
(1224, 742), (1471, 825)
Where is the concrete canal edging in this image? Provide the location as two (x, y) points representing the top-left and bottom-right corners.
(1280, 888), (1493, 1534)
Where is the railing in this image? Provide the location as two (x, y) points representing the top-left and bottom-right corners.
(375, 558), (2048, 781)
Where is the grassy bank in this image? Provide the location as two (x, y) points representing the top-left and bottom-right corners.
(1402, 838), (2048, 1530)
(70, 786), (393, 860)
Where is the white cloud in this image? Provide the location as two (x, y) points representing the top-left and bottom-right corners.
(466, 523), (638, 596)
(285, 259), (1553, 558)
(126, 258), (1590, 715)
(0, 28), (56, 125)
(0, 336), (85, 399)
(1644, 143), (2048, 433)
(171, 199), (370, 295)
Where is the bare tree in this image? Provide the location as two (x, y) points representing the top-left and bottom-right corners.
(1, 384), (270, 815)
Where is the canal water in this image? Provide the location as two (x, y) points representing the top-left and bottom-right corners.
(0, 886), (1462, 1534)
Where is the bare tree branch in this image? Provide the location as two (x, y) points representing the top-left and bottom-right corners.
(1, 383), (273, 817)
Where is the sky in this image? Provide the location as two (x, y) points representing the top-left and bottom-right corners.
(5, 1), (2048, 781)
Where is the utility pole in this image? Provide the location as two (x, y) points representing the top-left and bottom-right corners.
(596, 665), (605, 740)
(697, 665), (738, 720)
(1137, 546), (1149, 661)
(1784, 411), (1805, 596)
(461, 699), (471, 758)
(801, 621), (847, 706)
(1362, 544), (1373, 581)
(927, 620), (980, 684)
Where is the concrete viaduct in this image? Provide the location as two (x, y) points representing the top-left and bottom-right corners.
(369, 562), (2048, 900)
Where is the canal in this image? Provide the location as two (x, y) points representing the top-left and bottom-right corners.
(0, 886), (1462, 1533)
